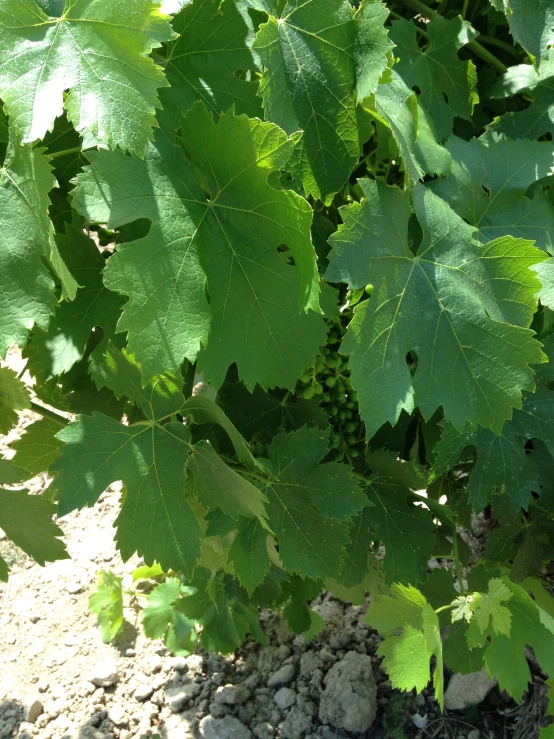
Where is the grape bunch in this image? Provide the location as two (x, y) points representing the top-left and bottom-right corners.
(295, 286), (373, 463)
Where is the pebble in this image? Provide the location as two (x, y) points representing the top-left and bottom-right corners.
(107, 705), (128, 727)
(133, 684), (154, 702)
(444, 670), (498, 710)
(214, 685), (251, 706)
(23, 700), (43, 723)
(88, 659), (120, 688)
(267, 665), (295, 688)
(165, 683), (202, 712)
(199, 715), (252, 739)
(274, 688), (296, 711)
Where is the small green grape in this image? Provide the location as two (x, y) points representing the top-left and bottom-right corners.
(335, 451), (345, 462)
(326, 357), (341, 370)
(322, 392), (331, 403)
(329, 405), (338, 416)
(345, 400), (355, 410)
(325, 376), (337, 388)
(349, 391), (358, 402)
(322, 346), (330, 355)
(350, 448), (360, 458)
(336, 393), (347, 405)
(345, 409), (353, 420)
(302, 385), (315, 400)
(314, 382), (323, 396)
(330, 439), (340, 449)
(345, 421), (356, 433)
(338, 410), (346, 422)
(347, 434), (357, 446)
(300, 371), (312, 384)
(364, 284), (374, 296)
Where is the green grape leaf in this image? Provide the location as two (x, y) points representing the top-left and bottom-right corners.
(535, 259), (554, 310)
(469, 577), (513, 635)
(443, 619), (487, 675)
(188, 440), (268, 523)
(389, 15), (478, 142)
(142, 578), (197, 655)
(249, 0), (392, 203)
(0, 367), (30, 434)
(73, 103), (323, 387)
(493, 0), (554, 60)
(0, 489), (69, 580)
(340, 506), (375, 588)
(9, 418), (63, 477)
(431, 421), (539, 514)
(26, 227), (123, 380)
(0, 145), (59, 355)
(182, 395), (261, 472)
(367, 584), (444, 707)
(477, 578), (554, 701)
(228, 517), (271, 595)
(430, 135), (554, 252)
(490, 53), (554, 139)
(89, 340), (183, 421)
(176, 568), (267, 653)
(326, 178), (545, 438)
(0, 0), (174, 153)
(366, 453), (436, 584)
(218, 383), (329, 442)
(262, 426), (366, 580)
(51, 414), (203, 578)
(159, 0), (262, 132)
(368, 71), (423, 183)
(0, 460), (29, 485)
(451, 595), (474, 623)
(88, 571), (124, 643)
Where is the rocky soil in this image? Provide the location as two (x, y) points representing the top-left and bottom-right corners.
(0, 353), (550, 739)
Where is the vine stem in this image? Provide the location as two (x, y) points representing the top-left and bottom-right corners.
(452, 525), (466, 594)
(30, 401), (69, 427)
(402, 0), (509, 74)
(48, 146), (90, 160)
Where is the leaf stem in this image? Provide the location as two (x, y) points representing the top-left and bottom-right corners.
(461, 0), (469, 19)
(402, 0), (509, 74)
(30, 401), (69, 427)
(452, 526), (466, 594)
(435, 603), (453, 614)
(48, 146), (87, 160)
(477, 34), (524, 60)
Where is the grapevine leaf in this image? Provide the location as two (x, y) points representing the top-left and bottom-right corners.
(0, 489), (69, 579)
(217, 383), (329, 442)
(0, 0), (174, 153)
(470, 577), (513, 635)
(430, 135), (554, 251)
(367, 584), (444, 707)
(340, 506), (374, 587)
(73, 104), (323, 386)
(366, 453), (436, 584)
(535, 259), (554, 310)
(368, 71), (423, 182)
(142, 578), (197, 655)
(451, 595), (474, 623)
(228, 517), (271, 595)
(176, 569), (267, 652)
(262, 426), (365, 580)
(159, 0), (262, 132)
(0, 145), (59, 354)
(431, 422), (539, 514)
(9, 418), (63, 477)
(327, 179), (545, 437)
(88, 571), (124, 643)
(511, 384), (554, 456)
(389, 16), (478, 142)
(0, 367), (30, 434)
(26, 227), (123, 380)
(188, 441), (268, 523)
(490, 53), (554, 139)
(182, 395), (261, 472)
(477, 579), (554, 701)
(51, 414), (203, 577)
(443, 619), (487, 675)
(0, 460), (29, 485)
(89, 341), (183, 420)
(493, 0), (554, 60)
(249, 0), (392, 203)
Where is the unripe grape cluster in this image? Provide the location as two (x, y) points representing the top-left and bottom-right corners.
(295, 306), (368, 463)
